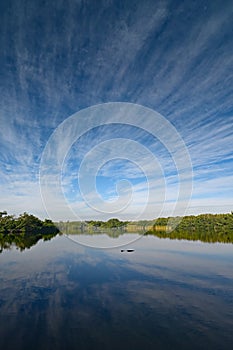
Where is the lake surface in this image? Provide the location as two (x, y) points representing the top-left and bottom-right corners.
(0, 233), (233, 350)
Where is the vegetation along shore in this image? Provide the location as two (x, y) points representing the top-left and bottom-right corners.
(1, 211), (233, 253)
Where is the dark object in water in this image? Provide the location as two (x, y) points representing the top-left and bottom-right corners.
(120, 249), (134, 253)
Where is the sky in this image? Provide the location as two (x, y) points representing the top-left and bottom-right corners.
(0, 0), (233, 221)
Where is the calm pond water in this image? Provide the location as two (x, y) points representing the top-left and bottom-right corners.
(0, 233), (233, 350)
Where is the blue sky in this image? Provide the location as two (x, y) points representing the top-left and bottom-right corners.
(0, 0), (233, 220)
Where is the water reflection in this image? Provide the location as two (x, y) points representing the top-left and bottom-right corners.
(0, 234), (233, 350)
(0, 231), (59, 253)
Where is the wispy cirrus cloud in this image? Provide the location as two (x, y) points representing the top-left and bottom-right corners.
(0, 0), (233, 219)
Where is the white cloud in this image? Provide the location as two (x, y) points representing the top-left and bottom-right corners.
(1, 1), (233, 219)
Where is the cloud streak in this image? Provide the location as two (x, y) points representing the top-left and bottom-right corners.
(0, 0), (233, 219)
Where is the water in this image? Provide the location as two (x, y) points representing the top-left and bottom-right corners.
(0, 233), (233, 350)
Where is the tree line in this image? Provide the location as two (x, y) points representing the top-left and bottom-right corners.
(58, 213), (233, 243)
(1, 211), (233, 250)
(146, 212), (233, 243)
(0, 211), (59, 235)
(0, 211), (59, 253)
